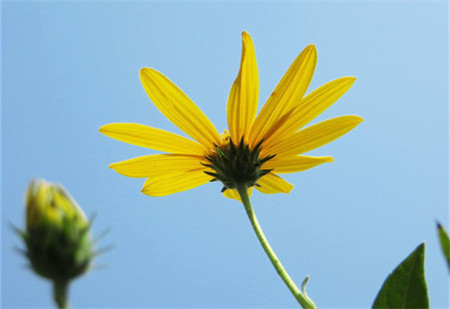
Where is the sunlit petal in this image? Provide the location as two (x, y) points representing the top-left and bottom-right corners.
(222, 187), (253, 201)
(140, 68), (221, 148)
(141, 170), (211, 197)
(255, 173), (293, 194)
(227, 31), (259, 144)
(263, 155), (333, 173)
(264, 77), (356, 149)
(265, 115), (363, 157)
(249, 44), (317, 147)
(110, 154), (205, 178)
(100, 123), (206, 155)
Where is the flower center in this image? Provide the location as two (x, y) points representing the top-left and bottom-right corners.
(203, 133), (276, 192)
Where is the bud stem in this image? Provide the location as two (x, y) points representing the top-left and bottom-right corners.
(53, 280), (69, 309)
(236, 184), (316, 309)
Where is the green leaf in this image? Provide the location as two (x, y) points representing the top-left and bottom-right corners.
(372, 243), (429, 309)
(437, 222), (450, 271)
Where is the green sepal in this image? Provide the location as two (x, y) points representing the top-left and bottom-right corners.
(203, 171), (219, 179)
(25, 222), (93, 282)
(372, 243), (429, 309)
(205, 137), (276, 191)
(215, 144), (227, 159)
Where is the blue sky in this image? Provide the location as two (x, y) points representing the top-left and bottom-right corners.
(1, 1), (448, 308)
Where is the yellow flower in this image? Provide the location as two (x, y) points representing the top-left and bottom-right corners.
(100, 32), (363, 200)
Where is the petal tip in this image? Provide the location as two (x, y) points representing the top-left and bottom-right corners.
(346, 76), (357, 83)
(305, 44), (317, 53)
(139, 67), (156, 78)
(141, 183), (151, 195)
(354, 116), (364, 123)
(278, 176), (294, 193)
(140, 188), (152, 197)
(345, 115), (364, 124)
(99, 125), (107, 134)
(241, 31), (254, 45)
(325, 156), (334, 163)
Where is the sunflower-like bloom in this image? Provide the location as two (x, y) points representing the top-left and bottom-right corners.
(100, 32), (362, 200)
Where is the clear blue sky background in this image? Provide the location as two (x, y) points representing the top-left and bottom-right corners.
(1, 1), (448, 308)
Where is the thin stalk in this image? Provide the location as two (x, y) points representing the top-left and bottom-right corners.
(53, 280), (69, 309)
(236, 184), (316, 309)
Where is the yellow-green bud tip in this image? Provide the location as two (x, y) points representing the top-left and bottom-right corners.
(26, 179), (87, 231)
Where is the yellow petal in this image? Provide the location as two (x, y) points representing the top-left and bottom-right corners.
(141, 169), (211, 197)
(110, 154), (205, 178)
(249, 44), (317, 147)
(265, 115), (364, 157)
(264, 77), (356, 149)
(222, 187), (253, 202)
(263, 155), (333, 173)
(139, 68), (221, 148)
(227, 31), (259, 144)
(100, 123), (206, 155)
(255, 173), (293, 194)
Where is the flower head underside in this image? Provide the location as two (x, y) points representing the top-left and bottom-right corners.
(100, 31), (363, 200)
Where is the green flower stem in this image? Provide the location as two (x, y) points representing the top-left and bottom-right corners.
(237, 184), (316, 309)
(53, 280), (69, 309)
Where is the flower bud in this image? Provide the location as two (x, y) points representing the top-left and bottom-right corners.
(22, 179), (93, 283)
